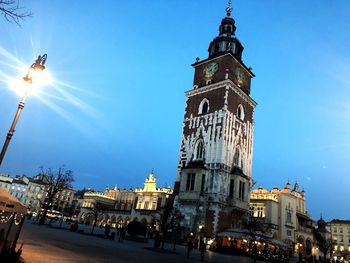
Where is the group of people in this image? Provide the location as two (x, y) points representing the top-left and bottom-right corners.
(187, 237), (207, 261)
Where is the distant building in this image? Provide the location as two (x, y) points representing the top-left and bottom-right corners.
(25, 177), (47, 212)
(0, 173), (76, 215)
(9, 176), (29, 203)
(79, 172), (172, 230)
(250, 181), (313, 258)
(330, 219), (350, 261)
(0, 173), (13, 192)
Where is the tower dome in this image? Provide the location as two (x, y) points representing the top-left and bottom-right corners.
(208, 1), (244, 60)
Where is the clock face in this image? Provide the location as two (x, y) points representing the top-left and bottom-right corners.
(203, 63), (218, 79)
(235, 67), (245, 86)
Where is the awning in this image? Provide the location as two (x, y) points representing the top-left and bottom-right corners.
(0, 187), (27, 214)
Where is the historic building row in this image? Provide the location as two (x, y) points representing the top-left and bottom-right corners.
(0, 173), (75, 214)
(78, 172), (173, 230)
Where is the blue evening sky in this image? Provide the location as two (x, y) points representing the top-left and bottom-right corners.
(0, 1), (349, 220)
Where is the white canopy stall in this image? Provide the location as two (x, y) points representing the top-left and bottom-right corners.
(0, 187), (27, 256)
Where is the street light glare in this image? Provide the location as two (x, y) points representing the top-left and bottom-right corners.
(8, 68), (53, 97)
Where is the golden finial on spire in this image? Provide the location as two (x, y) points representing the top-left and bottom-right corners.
(226, 0), (232, 16)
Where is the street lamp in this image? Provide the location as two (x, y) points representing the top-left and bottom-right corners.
(0, 54), (48, 167)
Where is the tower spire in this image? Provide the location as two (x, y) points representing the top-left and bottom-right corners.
(226, 0), (232, 16)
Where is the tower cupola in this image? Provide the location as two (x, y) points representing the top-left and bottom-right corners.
(208, 0), (244, 60)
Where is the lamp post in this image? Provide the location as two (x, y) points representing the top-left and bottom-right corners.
(0, 54), (47, 167)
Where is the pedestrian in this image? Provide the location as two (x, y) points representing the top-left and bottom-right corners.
(186, 238), (193, 259)
(199, 239), (206, 261)
(104, 224), (110, 238)
(118, 227), (126, 242)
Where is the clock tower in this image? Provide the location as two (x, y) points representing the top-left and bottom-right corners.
(173, 2), (257, 236)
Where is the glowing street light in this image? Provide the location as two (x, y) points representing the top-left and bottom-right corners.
(0, 54), (48, 167)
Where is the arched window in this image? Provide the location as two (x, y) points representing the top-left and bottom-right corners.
(195, 141), (204, 160)
(237, 104), (245, 120)
(198, 99), (210, 114)
(202, 101), (208, 113)
(233, 148), (240, 167)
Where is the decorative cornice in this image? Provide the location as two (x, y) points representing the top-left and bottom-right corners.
(186, 79), (257, 108)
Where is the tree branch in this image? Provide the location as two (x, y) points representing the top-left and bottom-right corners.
(0, 0), (32, 26)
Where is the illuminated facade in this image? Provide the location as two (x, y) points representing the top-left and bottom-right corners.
(250, 181), (313, 258)
(330, 219), (350, 261)
(79, 172), (172, 229)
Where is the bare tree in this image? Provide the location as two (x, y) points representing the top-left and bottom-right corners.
(0, 0), (32, 25)
(38, 167), (74, 225)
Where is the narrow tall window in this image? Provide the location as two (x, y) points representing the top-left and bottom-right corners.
(238, 181), (245, 201)
(237, 104), (245, 120)
(202, 101), (208, 113)
(233, 149), (240, 167)
(196, 141), (204, 160)
(186, 173), (195, 191)
(200, 174), (205, 194)
(229, 179), (234, 198)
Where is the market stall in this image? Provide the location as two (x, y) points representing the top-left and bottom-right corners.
(0, 187), (27, 256)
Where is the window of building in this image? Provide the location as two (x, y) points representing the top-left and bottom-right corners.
(152, 202), (157, 210)
(257, 207), (264, 217)
(233, 149), (241, 167)
(200, 174), (205, 194)
(198, 99), (210, 114)
(229, 179), (234, 198)
(334, 227), (337, 233)
(287, 230), (292, 236)
(340, 227), (343, 233)
(238, 181), (245, 201)
(186, 173), (196, 191)
(144, 201), (149, 210)
(249, 206), (254, 217)
(237, 104), (245, 120)
(286, 211), (292, 224)
(195, 141), (204, 160)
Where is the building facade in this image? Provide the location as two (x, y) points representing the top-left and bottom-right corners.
(79, 172), (173, 230)
(173, 3), (256, 236)
(330, 219), (350, 261)
(250, 182), (314, 258)
(0, 174), (76, 214)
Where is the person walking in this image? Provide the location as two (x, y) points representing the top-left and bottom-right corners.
(186, 238), (194, 259)
(199, 239), (206, 261)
